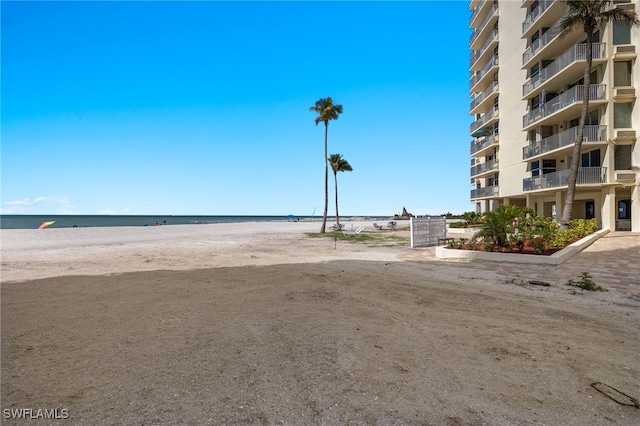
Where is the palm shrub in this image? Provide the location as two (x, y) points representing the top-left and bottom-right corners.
(477, 205), (523, 249)
(462, 211), (482, 228)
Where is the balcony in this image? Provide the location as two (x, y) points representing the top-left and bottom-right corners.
(470, 81), (499, 115)
(470, 106), (498, 135)
(471, 185), (499, 199)
(522, 84), (606, 129)
(470, 133), (499, 156)
(523, 43), (606, 97)
(470, 3), (499, 50)
(523, 25), (560, 66)
(470, 56), (499, 93)
(522, 0), (554, 35)
(470, 29), (499, 71)
(471, 158), (499, 177)
(470, 0), (491, 28)
(523, 167), (607, 191)
(522, 125), (607, 160)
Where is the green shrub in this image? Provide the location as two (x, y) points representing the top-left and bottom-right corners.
(448, 222), (465, 229)
(530, 236), (548, 254)
(448, 239), (464, 249)
(550, 229), (577, 247)
(569, 218), (598, 237)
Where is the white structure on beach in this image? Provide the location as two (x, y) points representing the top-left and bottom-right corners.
(468, 0), (640, 232)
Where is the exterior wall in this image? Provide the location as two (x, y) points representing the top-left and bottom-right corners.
(468, 0), (640, 232)
(496, 2), (529, 198)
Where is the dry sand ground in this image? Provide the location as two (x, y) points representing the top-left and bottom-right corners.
(1, 221), (639, 425)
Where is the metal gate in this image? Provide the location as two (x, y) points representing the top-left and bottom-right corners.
(410, 216), (447, 248)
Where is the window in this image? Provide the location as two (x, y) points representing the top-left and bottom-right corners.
(614, 20), (631, 45)
(618, 200), (631, 219)
(615, 145), (632, 170)
(531, 160), (540, 177)
(581, 149), (601, 167)
(493, 121), (499, 135)
(614, 61), (632, 86)
(531, 94), (540, 110)
(586, 201), (595, 219)
(530, 63), (539, 78)
(614, 102), (633, 128)
(531, 159), (556, 177)
(531, 32), (539, 44)
(493, 95), (499, 111)
(542, 159), (556, 174)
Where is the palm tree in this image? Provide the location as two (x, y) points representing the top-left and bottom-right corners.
(309, 97), (343, 233)
(558, 0), (638, 229)
(328, 154), (353, 230)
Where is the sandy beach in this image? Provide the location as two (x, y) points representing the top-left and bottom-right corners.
(1, 221), (639, 425)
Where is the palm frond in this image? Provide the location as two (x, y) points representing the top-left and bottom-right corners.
(309, 97), (343, 125)
(328, 153), (353, 173)
(559, 0), (639, 37)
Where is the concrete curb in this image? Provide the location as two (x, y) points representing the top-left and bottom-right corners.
(435, 229), (610, 266)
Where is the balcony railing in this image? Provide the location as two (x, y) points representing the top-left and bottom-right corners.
(471, 185), (499, 199)
(470, 30), (499, 67)
(523, 167), (607, 191)
(522, 0), (553, 34)
(523, 43), (606, 96)
(522, 24), (560, 65)
(522, 125), (607, 159)
(470, 3), (499, 47)
(469, 0), (487, 26)
(470, 133), (498, 155)
(523, 84), (606, 128)
(470, 81), (499, 111)
(470, 56), (499, 89)
(470, 107), (498, 134)
(471, 158), (499, 177)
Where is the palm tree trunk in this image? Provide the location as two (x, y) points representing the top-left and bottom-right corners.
(560, 37), (592, 229)
(320, 123), (329, 233)
(334, 172), (340, 229)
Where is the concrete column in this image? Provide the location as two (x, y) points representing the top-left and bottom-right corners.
(555, 191), (564, 222)
(632, 184), (640, 232)
(602, 186), (616, 231)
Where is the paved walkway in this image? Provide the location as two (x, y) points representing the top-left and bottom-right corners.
(440, 232), (640, 297)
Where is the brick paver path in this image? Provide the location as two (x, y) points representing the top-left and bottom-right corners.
(431, 232), (640, 297)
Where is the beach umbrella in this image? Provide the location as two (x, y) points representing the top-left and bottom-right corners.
(38, 221), (56, 229)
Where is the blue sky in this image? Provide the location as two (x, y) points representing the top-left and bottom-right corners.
(1, 0), (472, 217)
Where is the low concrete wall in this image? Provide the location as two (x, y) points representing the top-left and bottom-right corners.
(435, 229), (609, 266)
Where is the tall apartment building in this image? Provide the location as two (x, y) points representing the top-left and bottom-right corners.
(469, 0), (639, 232)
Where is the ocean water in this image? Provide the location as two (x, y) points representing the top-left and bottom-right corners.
(0, 215), (298, 229)
(0, 215), (383, 230)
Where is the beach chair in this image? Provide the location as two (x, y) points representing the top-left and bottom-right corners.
(373, 223), (383, 230)
(342, 226), (364, 237)
(387, 221), (397, 229)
